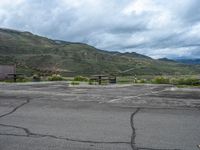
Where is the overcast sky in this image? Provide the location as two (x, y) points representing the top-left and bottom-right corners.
(0, 0), (200, 58)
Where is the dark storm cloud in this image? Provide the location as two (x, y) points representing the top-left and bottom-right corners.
(0, 0), (200, 58)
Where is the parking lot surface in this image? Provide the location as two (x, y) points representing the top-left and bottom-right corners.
(0, 82), (200, 150)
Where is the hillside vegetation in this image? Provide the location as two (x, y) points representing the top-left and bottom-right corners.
(0, 28), (200, 76)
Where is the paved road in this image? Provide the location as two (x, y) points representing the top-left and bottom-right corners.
(0, 82), (200, 150)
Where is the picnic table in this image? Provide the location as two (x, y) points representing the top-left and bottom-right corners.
(90, 75), (116, 85)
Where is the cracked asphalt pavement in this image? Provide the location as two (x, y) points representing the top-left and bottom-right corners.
(0, 82), (200, 150)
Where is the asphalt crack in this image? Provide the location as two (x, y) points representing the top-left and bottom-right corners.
(0, 123), (31, 135)
(130, 108), (140, 150)
(0, 97), (129, 144)
(0, 123), (129, 144)
(138, 147), (180, 150)
(0, 98), (30, 119)
(0, 96), (181, 150)
(129, 109), (180, 150)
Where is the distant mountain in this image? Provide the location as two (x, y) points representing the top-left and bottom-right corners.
(0, 28), (200, 76)
(158, 58), (176, 63)
(175, 59), (200, 65)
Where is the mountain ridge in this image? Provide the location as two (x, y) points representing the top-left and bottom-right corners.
(0, 28), (200, 76)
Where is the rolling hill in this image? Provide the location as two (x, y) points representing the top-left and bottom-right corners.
(0, 28), (200, 76)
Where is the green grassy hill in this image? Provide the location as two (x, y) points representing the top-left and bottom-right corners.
(0, 28), (200, 76)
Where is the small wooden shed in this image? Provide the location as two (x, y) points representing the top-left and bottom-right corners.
(0, 65), (16, 80)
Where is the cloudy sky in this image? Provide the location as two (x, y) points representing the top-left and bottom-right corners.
(0, 0), (200, 58)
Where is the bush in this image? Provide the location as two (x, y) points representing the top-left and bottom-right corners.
(74, 76), (89, 82)
(171, 77), (200, 86)
(136, 79), (148, 83)
(152, 76), (170, 84)
(88, 80), (96, 85)
(48, 74), (63, 81)
(32, 74), (41, 82)
(71, 81), (80, 85)
(16, 76), (30, 82)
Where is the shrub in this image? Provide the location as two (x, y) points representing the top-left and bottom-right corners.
(171, 77), (200, 86)
(88, 80), (96, 85)
(16, 77), (30, 82)
(48, 74), (63, 81)
(32, 74), (41, 82)
(137, 79), (148, 83)
(152, 76), (170, 84)
(71, 81), (80, 85)
(74, 76), (89, 82)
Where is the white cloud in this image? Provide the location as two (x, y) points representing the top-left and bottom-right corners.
(146, 47), (193, 59)
(122, 0), (158, 16)
(0, 0), (24, 7)
(0, 0), (200, 58)
(186, 22), (200, 38)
